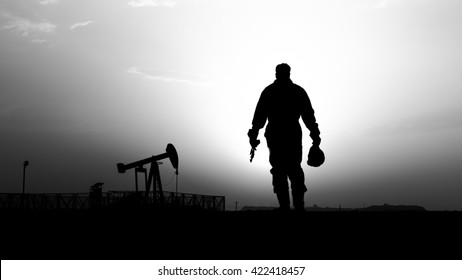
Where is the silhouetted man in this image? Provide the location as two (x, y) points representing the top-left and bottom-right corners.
(248, 63), (321, 211)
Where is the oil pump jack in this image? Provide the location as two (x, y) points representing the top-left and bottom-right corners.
(117, 143), (179, 205)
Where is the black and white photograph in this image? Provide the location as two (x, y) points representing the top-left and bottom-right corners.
(1, 0), (461, 261)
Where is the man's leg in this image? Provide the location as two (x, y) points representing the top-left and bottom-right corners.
(267, 137), (291, 211)
(271, 168), (290, 211)
(287, 143), (307, 211)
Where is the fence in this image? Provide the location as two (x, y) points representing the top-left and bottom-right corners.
(0, 191), (225, 211)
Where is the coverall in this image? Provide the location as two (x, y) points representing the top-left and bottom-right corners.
(250, 77), (321, 210)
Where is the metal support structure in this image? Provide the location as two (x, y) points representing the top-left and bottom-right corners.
(0, 191), (225, 211)
(145, 162), (164, 204)
(175, 170), (179, 196)
(134, 169), (138, 193)
(135, 167), (147, 194)
(117, 144), (178, 205)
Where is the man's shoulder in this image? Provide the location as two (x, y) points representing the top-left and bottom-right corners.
(261, 83), (276, 94)
(265, 81), (277, 89)
(262, 81), (306, 94)
(291, 83), (306, 92)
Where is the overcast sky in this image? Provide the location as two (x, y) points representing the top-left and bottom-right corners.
(1, 0), (461, 210)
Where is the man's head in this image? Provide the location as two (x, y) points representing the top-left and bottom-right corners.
(275, 63), (291, 80)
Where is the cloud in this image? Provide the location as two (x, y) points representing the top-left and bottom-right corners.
(0, 9), (56, 43)
(31, 38), (47, 44)
(69, 20), (95, 30)
(2, 19), (55, 35)
(127, 67), (213, 86)
(39, 0), (59, 5)
(128, 0), (176, 8)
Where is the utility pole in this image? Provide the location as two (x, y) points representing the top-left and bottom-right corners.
(22, 160), (29, 209)
(235, 202), (238, 212)
(22, 161), (29, 194)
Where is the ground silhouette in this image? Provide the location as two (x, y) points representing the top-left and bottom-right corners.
(1, 207), (460, 260)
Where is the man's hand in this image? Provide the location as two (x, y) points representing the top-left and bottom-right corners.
(247, 128), (260, 148)
(248, 128), (260, 162)
(311, 135), (321, 147)
(249, 138), (260, 149)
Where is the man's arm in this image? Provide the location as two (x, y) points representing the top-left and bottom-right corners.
(248, 89), (268, 161)
(251, 89), (269, 131)
(248, 89), (269, 141)
(300, 89), (321, 146)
